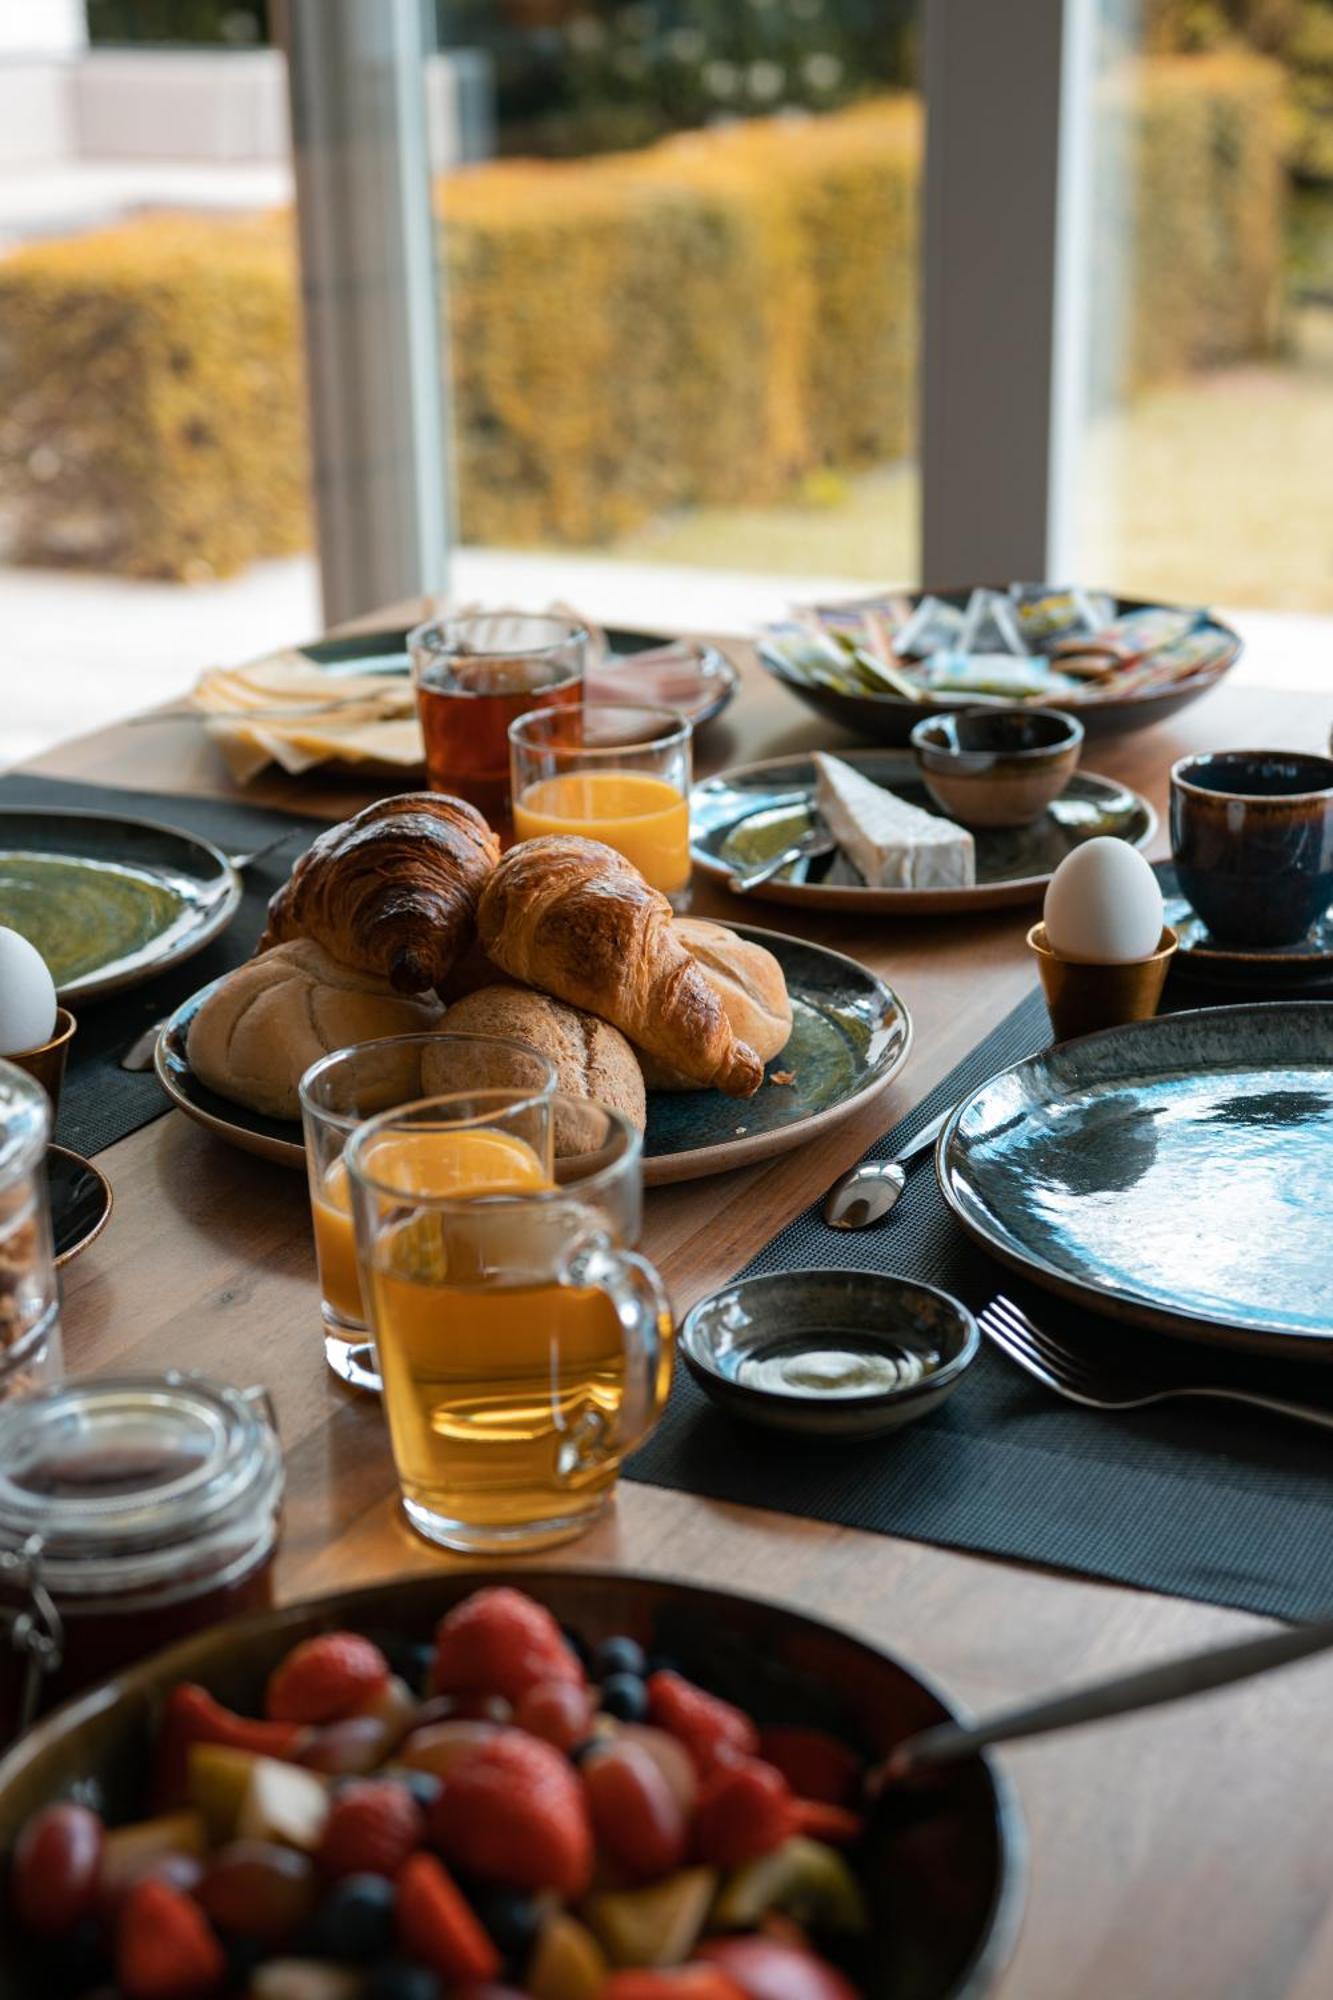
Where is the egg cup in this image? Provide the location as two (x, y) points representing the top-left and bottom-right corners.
(1027, 925), (1178, 1042)
(8, 1008), (77, 1117)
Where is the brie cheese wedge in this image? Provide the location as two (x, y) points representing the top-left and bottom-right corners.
(813, 752), (976, 889)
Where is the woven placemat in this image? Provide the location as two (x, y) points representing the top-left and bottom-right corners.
(0, 774), (330, 1159)
(625, 984), (1333, 1621)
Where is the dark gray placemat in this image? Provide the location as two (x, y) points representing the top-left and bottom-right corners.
(0, 774), (331, 1158)
(625, 984), (1333, 1622)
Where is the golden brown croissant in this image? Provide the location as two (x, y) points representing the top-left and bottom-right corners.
(259, 792), (500, 994)
(476, 834), (764, 1097)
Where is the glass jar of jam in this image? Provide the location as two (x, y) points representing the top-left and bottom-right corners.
(0, 1372), (284, 1740)
(0, 1058), (61, 1408)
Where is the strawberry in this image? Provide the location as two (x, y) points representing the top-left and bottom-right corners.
(646, 1670), (759, 1776)
(792, 1799), (864, 1846)
(604, 1968), (750, 2000)
(514, 1677), (595, 1752)
(116, 1878), (225, 1999)
(431, 1587), (584, 1706)
(397, 1851), (502, 1983)
(317, 1779), (425, 1880)
(694, 1757), (797, 1869)
(698, 1937), (860, 2000)
(266, 1632), (390, 1725)
(155, 1685), (307, 1807)
(757, 1727), (863, 1808)
(430, 1728), (593, 1898)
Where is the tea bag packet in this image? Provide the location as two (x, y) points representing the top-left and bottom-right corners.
(1052, 604), (1199, 665)
(1007, 583), (1101, 654)
(1119, 624), (1234, 692)
(919, 653), (1086, 701)
(762, 623), (866, 695)
(959, 588), (1026, 657)
(895, 595), (966, 658)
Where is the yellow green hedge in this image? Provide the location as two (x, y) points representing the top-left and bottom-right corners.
(0, 54), (1285, 576)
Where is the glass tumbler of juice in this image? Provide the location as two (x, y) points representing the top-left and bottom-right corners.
(409, 611), (587, 830)
(509, 702), (693, 906)
(299, 1034), (558, 1393)
(346, 1094), (673, 1555)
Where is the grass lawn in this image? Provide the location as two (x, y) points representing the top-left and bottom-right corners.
(607, 306), (1333, 612)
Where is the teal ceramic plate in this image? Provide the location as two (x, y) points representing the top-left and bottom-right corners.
(692, 750), (1156, 915)
(302, 625), (740, 730)
(1162, 863), (1333, 990)
(939, 1003), (1333, 1357)
(0, 808), (240, 1004)
(155, 926), (911, 1187)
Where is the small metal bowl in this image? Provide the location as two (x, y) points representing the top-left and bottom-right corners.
(678, 1268), (978, 1439)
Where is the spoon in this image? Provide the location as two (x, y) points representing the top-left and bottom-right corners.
(728, 823), (837, 894)
(822, 1109), (951, 1229)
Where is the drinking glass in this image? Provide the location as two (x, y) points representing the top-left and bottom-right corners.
(346, 1093), (673, 1554)
(509, 701), (693, 904)
(409, 611), (587, 828)
(299, 1034), (558, 1393)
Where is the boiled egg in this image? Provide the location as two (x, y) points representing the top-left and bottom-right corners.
(0, 927), (58, 1055)
(1043, 838), (1164, 964)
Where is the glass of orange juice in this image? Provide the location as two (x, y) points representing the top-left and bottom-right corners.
(346, 1093), (673, 1554)
(298, 1035), (558, 1394)
(509, 702), (693, 905)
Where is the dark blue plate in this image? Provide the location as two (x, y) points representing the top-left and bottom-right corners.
(939, 1003), (1333, 1357)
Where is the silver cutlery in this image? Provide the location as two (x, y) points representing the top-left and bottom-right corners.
(881, 1605), (1333, 1784)
(979, 1292), (1333, 1434)
(728, 822), (837, 893)
(823, 1108), (951, 1229)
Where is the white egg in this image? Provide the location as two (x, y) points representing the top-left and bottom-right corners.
(1043, 838), (1164, 965)
(0, 927), (58, 1056)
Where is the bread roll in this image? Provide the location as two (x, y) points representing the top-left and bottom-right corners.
(187, 939), (442, 1121)
(638, 918), (792, 1091)
(426, 984), (646, 1155)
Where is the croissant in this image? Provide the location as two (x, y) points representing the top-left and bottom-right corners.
(477, 835), (764, 1098)
(259, 792), (500, 994)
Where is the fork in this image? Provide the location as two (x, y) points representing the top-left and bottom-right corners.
(978, 1293), (1333, 1435)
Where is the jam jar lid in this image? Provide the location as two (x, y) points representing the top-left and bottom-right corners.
(0, 1371), (283, 1598)
(0, 1060), (49, 1192)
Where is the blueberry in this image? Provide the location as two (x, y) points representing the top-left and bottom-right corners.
(600, 1670), (650, 1722)
(476, 1884), (542, 1970)
(363, 1964), (443, 2000)
(394, 1767), (443, 1812)
(365, 1630), (436, 1692)
(593, 1634), (646, 1680)
(308, 1873), (397, 1961)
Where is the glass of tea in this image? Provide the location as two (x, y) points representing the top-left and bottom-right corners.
(409, 611), (587, 827)
(509, 702), (693, 905)
(346, 1092), (673, 1554)
(299, 1034), (558, 1394)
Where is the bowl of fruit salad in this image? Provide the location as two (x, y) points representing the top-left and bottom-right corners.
(0, 1573), (1022, 2000)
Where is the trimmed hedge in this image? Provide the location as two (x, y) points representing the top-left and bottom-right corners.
(0, 54), (1285, 576)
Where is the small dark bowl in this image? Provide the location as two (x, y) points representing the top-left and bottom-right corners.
(1170, 749), (1333, 947)
(679, 1268), (979, 1439)
(911, 708), (1084, 828)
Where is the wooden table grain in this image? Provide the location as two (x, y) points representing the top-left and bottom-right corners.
(24, 622), (1333, 2000)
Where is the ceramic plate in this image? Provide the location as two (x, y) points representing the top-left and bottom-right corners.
(1162, 862), (1333, 990)
(758, 588), (1240, 745)
(46, 1145), (113, 1267)
(692, 750), (1156, 914)
(939, 1003), (1333, 1357)
(303, 625), (740, 730)
(155, 926), (911, 1186)
(0, 808), (241, 1004)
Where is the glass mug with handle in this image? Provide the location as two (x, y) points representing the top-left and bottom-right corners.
(346, 1091), (673, 1554)
(299, 1034), (559, 1393)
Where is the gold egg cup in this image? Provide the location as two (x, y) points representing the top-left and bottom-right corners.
(8, 1007), (77, 1116)
(1027, 925), (1179, 1042)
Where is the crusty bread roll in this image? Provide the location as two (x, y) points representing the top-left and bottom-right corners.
(638, 918), (792, 1091)
(426, 984), (646, 1154)
(187, 939), (442, 1121)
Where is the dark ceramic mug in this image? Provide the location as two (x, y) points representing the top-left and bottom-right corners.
(1170, 749), (1333, 947)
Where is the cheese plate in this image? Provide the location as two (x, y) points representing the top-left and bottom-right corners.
(691, 748), (1156, 914)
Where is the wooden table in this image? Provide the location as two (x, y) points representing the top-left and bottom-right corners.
(24, 628), (1333, 2000)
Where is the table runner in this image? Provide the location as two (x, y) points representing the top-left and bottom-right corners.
(625, 985), (1333, 1622)
(0, 774), (330, 1158)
